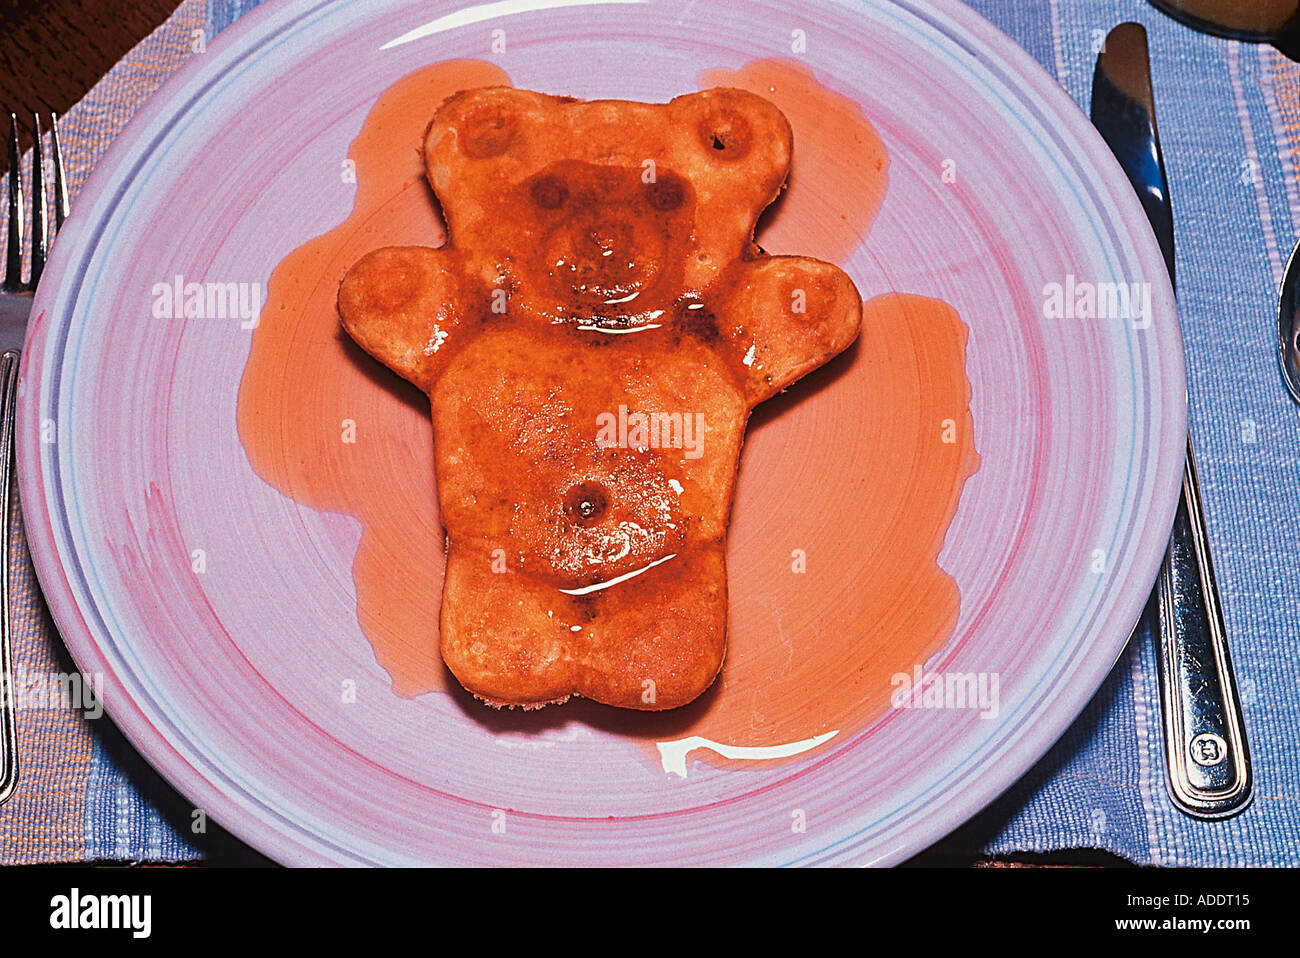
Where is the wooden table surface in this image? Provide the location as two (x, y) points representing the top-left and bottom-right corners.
(0, 0), (184, 176)
(0, 0), (1132, 869)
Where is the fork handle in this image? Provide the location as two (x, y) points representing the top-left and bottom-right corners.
(0, 349), (18, 803)
(1150, 436), (1252, 818)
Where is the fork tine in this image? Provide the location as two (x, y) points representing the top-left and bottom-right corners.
(49, 113), (68, 229)
(3, 115), (22, 291)
(29, 114), (47, 288)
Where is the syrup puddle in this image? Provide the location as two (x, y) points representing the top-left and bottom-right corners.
(236, 57), (979, 777)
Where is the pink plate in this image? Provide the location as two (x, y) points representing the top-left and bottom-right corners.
(18, 0), (1185, 865)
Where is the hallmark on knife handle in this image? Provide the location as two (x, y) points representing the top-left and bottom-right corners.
(1155, 438), (1252, 818)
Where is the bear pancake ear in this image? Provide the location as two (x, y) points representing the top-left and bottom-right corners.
(423, 87), (551, 185)
(672, 88), (791, 175)
(422, 87), (565, 255)
(668, 87), (791, 209)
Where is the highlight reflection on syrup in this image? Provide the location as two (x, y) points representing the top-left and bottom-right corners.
(236, 57), (978, 773)
(558, 553), (678, 596)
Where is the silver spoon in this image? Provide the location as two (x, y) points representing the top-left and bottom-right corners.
(1147, 0), (1300, 61)
(1279, 239), (1300, 403)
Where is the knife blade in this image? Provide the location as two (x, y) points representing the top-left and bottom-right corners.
(1091, 22), (1252, 819)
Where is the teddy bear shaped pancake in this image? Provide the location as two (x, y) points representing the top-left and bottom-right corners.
(338, 86), (861, 711)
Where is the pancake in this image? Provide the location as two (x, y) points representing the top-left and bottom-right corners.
(337, 86), (861, 710)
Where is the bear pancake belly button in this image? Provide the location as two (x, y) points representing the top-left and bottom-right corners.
(337, 84), (862, 711)
(563, 482), (609, 526)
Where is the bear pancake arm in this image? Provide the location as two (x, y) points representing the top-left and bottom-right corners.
(337, 246), (466, 394)
(718, 255), (862, 406)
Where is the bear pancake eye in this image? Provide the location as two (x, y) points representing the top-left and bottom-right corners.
(644, 173), (685, 211)
(530, 175), (569, 209)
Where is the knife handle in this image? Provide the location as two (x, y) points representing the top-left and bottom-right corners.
(1151, 436), (1252, 818)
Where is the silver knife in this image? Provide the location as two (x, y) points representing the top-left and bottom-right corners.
(1091, 22), (1252, 818)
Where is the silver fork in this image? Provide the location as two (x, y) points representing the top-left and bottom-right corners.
(0, 112), (69, 805)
